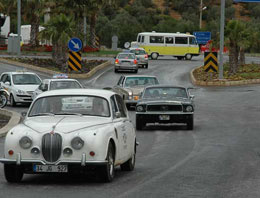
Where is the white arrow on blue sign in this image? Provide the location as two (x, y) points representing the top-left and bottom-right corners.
(68, 38), (82, 52)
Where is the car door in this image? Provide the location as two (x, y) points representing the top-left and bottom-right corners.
(115, 94), (135, 160)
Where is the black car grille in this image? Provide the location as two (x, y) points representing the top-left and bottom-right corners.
(42, 133), (62, 162)
(147, 105), (182, 112)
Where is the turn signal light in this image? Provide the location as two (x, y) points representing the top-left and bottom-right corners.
(115, 59), (119, 64)
(134, 59), (137, 64)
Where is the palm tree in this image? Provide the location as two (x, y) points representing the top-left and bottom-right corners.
(39, 13), (75, 71)
(22, 0), (46, 47)
(225, 20), (247, 74)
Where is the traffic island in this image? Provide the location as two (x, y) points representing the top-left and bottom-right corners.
(0, 109), (21, 137)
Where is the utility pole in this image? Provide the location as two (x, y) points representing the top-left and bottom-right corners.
(219, 0), (225, 79)
(199, 0), (203, 29)
(17, 0), (21, 56)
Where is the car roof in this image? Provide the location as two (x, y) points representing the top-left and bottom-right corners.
(123, 75), (158, 78)
(144, 85), (186, 89)
(129, 47), (145, 51)
(3, 71), (38, 75)
(117, 52), (135, 55)
(43, 78), (80, 82)
(37, 88), (115, 99)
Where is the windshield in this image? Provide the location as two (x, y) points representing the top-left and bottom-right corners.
(29, 95), (110, 117)
(117, 54), (135, 59)
(143, 87), (188, 99)
(12, 74), (41, 85)
(50, 81), (82, 90)
(124, 77), (159, 88)
(130, 49), (146, 55)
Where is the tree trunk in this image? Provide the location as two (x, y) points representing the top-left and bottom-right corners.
(30, 20), (39, 47)
(90, 13), (97, 48)
(239, 47), (245, 66)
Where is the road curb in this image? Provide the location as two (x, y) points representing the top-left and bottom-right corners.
(190, 66), (260, 86)
(0, 58), (112, 79)
(0, 109), (21, 138)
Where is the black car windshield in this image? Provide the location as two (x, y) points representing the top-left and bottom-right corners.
(50, 81), (82, 90)
(143, 87), (188, 99)
(29, 95), (110, 117)
(12, 74), (41, 85)
(124, 77), (159, 88)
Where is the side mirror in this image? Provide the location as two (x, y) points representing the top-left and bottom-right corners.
(42, 84), (48, 91)
(115, 112), (121, 118)
(21, 111), (27, 117)
(4, 81), (10, 86)
(190, 95), (195, 100)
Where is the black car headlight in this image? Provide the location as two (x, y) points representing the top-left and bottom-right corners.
(136, 105), (146, 112)
(183, 105), (194, 112)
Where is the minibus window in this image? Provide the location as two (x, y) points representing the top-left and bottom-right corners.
(175, 37), (188, 44)
(166, 37), (173, 44)
(189, 37), (197, 45)
(150, 36), (164, 44)
(141, 36), (144, 43)
(138, 35), (141, 42)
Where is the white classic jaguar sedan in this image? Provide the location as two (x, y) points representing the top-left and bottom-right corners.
(0, 89), (137, 183)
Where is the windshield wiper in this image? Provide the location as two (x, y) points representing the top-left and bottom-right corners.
(55, 112), (83, 116)
(31, 113), (55, 116)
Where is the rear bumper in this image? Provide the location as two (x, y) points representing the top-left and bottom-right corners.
(115, 65), (138, 70)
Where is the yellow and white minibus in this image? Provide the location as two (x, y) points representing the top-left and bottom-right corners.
(131, 32), (200, 60)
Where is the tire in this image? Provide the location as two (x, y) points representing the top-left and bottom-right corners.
(145, 64), (148, 69)
(151, 52), (158, 60)
(100, 143), (115, 182)
(0, 93), (8, 108)
(10, 94), (16, 107)
(136, 115), (145, 130)
(187, 115), (194, 130)
(185, 54), (192, 60)
(114, 68), (118, 73)
(177, 56), (183, 60)
(121, 151), (135, 171)
(4, 164), (24, 183)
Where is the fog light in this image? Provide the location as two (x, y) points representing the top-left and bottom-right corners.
(185, 106), (193, 112)
(31, 147), (40, 155)
(63, 147), (73, 157)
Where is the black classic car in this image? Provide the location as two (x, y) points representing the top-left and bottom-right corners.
(135, 85), (195, 130)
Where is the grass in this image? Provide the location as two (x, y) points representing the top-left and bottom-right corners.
(193, 63), (260, 82)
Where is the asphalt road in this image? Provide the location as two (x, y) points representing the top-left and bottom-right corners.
(0, 55), (260, 198)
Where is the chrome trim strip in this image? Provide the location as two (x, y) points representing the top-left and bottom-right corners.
(16, 153), (21, 165)
(81, 153), (86, 166)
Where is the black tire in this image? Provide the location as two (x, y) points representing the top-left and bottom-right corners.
(136, 116), (145, 130)
(0, 93), (8, 108)
(10, 94), (16, 107)
(187, 115), (194, 130)
(100, 143), (115, 182)
(121, 151), (135, 171)
(185, 54), (192, 60)
(177, 56), (183, 60)
(151, 52), (158, 60)
(4, 164), (24, 183)
(114, 68), (118, 73)
(145, 64), (148, 69)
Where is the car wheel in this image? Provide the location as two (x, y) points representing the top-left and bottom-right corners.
(0, 93), (8, 108)
(121, 151), (135, 171)
(10, 94), (16, 107)
(114, 68), (118, 73)
(136, 115), (145, 130)
(151, 52), (158, 60)
(187, 115), (194, 130)
(177, 56), (183, 60)
(145, 64), (148, 69)
(185, 54), (192, 60)
(4, 164), (23, 183)
(100, 143), (115, 182)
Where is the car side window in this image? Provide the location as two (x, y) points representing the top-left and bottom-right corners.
(110, 95), (118, 119)
(117, 76), (123, 86)
(0, 74), (7, 82)
(115, 95), (127, 118)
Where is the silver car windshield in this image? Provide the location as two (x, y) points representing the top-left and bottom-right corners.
(29, 95), (110, 117)
(143, 87), (188, 99)
(124, 77), (159, 88)
(117, 54), (135, 59)
(12, 74), (41, 85)
(130, 49), (146, 55)
(50, 81), (82, 90)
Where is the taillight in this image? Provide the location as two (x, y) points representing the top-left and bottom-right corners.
(134, 59), (137, 64)
(115, 59), (119, 64)
(145, 54), (148, 58)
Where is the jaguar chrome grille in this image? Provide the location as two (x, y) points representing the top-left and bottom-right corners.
(147, 105), (182, 112)
(42, 133), (62, 162)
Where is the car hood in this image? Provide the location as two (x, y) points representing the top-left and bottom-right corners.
(14, 85), (39, 92)
(138, 97), (191, 105)
(23, 116), (112, 134)
(125, 86), (145, 95)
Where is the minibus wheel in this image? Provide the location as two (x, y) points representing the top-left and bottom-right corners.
(151, 53), (158, 60)
(185, 54), (192, 60)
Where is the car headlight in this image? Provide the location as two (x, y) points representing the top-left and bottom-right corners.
(136, 105), (146, 112)
(16, 89), (26, 95)
(184, 105), (193, 112)
(19, 136), (32, 149)
(71, 137), (84, 150)
(128, 92), (133, 100)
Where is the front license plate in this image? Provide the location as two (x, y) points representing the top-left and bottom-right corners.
(159, 115), (170, 120)
(33, 164), (68, 173)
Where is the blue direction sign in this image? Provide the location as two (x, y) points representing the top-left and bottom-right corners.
(68, 38), (82, 52)
(234, 0), (260, 2)
(193, 31), (211, 45)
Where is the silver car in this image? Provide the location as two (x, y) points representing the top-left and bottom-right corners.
(136, 85), (195, 130)
(129, 47), (149, 69)
(113, 75), (159, 109)
(114, 52), (138, 73)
